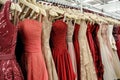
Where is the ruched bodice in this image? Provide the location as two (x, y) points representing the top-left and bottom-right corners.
(50, 20), (75, 80)
(51, 20), (67, 49)
(18, 19), (48, 80)
(19, 19), (42, 53)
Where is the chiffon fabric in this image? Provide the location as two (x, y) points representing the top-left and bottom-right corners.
(42, 14), (58, 80)
(73, 24), (81, 80)
(18, 19), (48, 80)
(78, 20), (97, 80)
(108, 25), (117, 51)
(97, 23), (117, 80)
(66, 20), (77, 80)
(106, 25), (120, 79)
(50, 20), (75, 80)
(113, 26), (120, 60)
(0, 1), (23, 80)
(87, 22), (103, 80)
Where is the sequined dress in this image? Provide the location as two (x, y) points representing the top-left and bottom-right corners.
(0, 1), (23, 80)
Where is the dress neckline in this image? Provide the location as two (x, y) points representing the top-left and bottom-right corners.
(0, 3), (6, 14)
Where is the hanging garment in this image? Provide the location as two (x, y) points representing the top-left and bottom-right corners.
(18, 19), (48, 80)
(97, 23), (117, 80)
(107, 25), (119, 63)
(42, 14), (58, 80)
(66, 20), (77, 80)
(105, 25), (120, 79)
(0, 1), (24, 80)
(78, 20), (97, 80)
(87, 22), (104, 80)
(73, 23), (81, 80)
(113, 26), (120, 60)
(50, 20), (75, 80)
(108, 25), (117, 51)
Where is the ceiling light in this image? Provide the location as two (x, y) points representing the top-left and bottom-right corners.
(83, 0), (94, 3)
(107, 0), (119, 3)
(71, 3), (77, 6)
(93, 3), (101, 6)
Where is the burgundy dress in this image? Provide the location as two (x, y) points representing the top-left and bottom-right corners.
(113, 26), (120, 60)
(87, 22), (104, 80)
(73, 24), (81, 80)
(0, 1), (23, 80)
(50, 20), (75, 80)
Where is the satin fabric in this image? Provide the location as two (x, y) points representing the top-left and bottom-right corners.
(87, 22), (104, 80)
(50, 20), (75, 80)
(73, 24), (81, 80)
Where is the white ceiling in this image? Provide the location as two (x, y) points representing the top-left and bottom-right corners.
(82, 0), (120, 19)
(45, 0), (120, 19)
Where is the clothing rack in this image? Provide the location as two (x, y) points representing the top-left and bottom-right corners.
(38, 0), (120, 20)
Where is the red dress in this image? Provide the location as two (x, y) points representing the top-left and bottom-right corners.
(18, 19), (48, 80)
(50, 20), (75, 80)
(87, 22), (104, 80)
(113, 26), (120, 60)
(73, 24), (81, 80)
(0, 1), (23, 80)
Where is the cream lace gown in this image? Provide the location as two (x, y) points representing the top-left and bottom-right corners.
(42, 14), (58, 80)
(106, 25), (120, 79)
(97, 23), (117, 80)
(66, 20), (77, 80)
(107, 25), (117, 51)
(78, 20), (97, 80)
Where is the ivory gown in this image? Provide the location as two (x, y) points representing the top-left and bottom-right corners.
(106, 25), (120, 79)
(97, 23), (117, 80)
(78, 20), (97, 80)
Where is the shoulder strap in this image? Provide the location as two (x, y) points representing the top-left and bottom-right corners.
(4, 1), (11, 20)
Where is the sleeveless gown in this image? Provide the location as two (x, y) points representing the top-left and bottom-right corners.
(66, 20), (77, 80)
(42, 14), (58, 80)
(0, 1), (23, 80)
(73, 24), (81, 80)
(18, 19), (48, 80)
(86, 22), (103, 80)
(50, 20), (75, 80)
(78, 20), (97, 80)
(97, 23), (117, 80)
(105, 25), (120, 79)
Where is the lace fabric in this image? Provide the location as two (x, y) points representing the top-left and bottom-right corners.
(78, 20), (97, 80)
(42, 14), (58, 80)
(66, 20), (77, 80)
